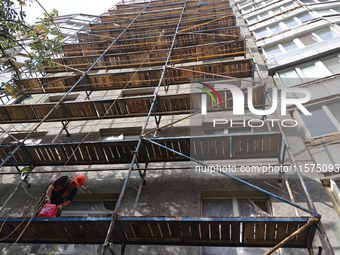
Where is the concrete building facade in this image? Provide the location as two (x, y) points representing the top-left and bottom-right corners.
(236, 0), (340, 220)
(0, 0), (339, 254)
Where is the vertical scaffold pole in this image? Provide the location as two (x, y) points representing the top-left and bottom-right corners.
(100, 0), (188, 253)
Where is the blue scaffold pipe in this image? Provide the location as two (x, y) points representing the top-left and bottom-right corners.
(142, 137), (321, 219)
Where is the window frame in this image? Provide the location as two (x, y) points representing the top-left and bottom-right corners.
(200, 195), (276, 254)
(312, 8), (339, 17)
(61, 193), (118, 217)
(253, 11), (316, 39)
(97, 127), (142, 141)
(294, 99), (340, 139)
(1, 132), (47, 145)
(120, 87), (155, 98)
(263, 26), (340, 59)
(331, 179), (340, 204)
(296, 61), (331, 81)
(201, 196), (272, 217)
(277, 55), (340, 87)
(44, 93), (79, 103)
(245, 1), (299, 25)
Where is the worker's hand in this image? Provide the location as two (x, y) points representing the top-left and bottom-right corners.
(57, 205), (63, 211)
(44, 197), (51, 204)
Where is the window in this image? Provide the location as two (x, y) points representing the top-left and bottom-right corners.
(100, 134), (124, 141)
(120, 87), (155, 98)
(277, 55), (340, 86)
(202, 196), (278, 255)
(281, 40), (299, 52)
(283, 18), (299, 28)
(242, 6), (253, 14)
(255, 28), (270, 39)
(326, 101), (340, 122)
(61, 193), (117, 217)
(298, 33), (320, 46)
(263, 27), (339, 59)
(98, 127), (141, 141)
(273, 8), (281, 15)
(300, 107), (337, 137)
(301, 0), (338, 3)
(335, 180), (340, 189)
(254, 12), (314, 39)
(296, 12), (313, 23)
(263, 45), (283, 58)
(239, 1), (251, 8)
(263, 41), (299, 59)
(322, 55), (340, 74)
(259, 12), (271, 20)
(257, 0), (275, 9)
(1, 132), (47, 145)
(281, 2), (299, 11)
(247, 16), (259, 25)
(44, 94), (79, 103)
(300, 0), (318, 3)
(316, 27), (340, 41)
(246, 1), (299, 25)
(314, 9), (338, 16)
(268, 24), (283, 34)
(264, 0), (275, 5)
(278, 69), (303, 87)
(298, 101), (340, 138)
(300, 64), (324, 80)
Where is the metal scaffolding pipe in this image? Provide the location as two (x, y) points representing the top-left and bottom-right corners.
(100, 139), (142, 254)
(101, 1), (188, 253)
(0, 0), (153, 171)
(143, 137), (321, 218)
(165, 65), (264, 85)
(100, 1), (154, 254)
(1, 0), (332, 254)
(264, 218), (318, 255)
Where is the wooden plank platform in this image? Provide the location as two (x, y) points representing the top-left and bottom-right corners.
(0, 133), (281, 166)
(99, 7), (234, 31)
(0, 86), (263, 123)
(103, 1), (231, 22)
(45, 52), (249, 75)
(20, 58), (253, 94)
(63, 27), (241, 56)
(57, 40), (245, 70)
(0, 217), (316, 248)
(82, 14), (236, 43)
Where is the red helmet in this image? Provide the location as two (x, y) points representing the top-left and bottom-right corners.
(75, 175), (86, 186)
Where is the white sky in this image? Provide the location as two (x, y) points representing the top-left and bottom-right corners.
(22, 0), (121, 24)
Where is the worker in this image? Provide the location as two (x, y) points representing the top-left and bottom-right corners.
(44, 175), (86, 212)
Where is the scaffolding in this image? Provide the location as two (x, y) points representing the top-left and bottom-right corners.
(0, 0), (335, 254)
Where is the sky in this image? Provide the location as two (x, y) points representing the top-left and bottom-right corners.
(22, 0), (121, 24)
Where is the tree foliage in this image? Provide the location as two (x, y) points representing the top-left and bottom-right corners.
(0, 0), (63, 98)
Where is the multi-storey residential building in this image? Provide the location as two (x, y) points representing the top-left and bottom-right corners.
(236, 0), (340, 219)
(0, 0), (339, 254)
